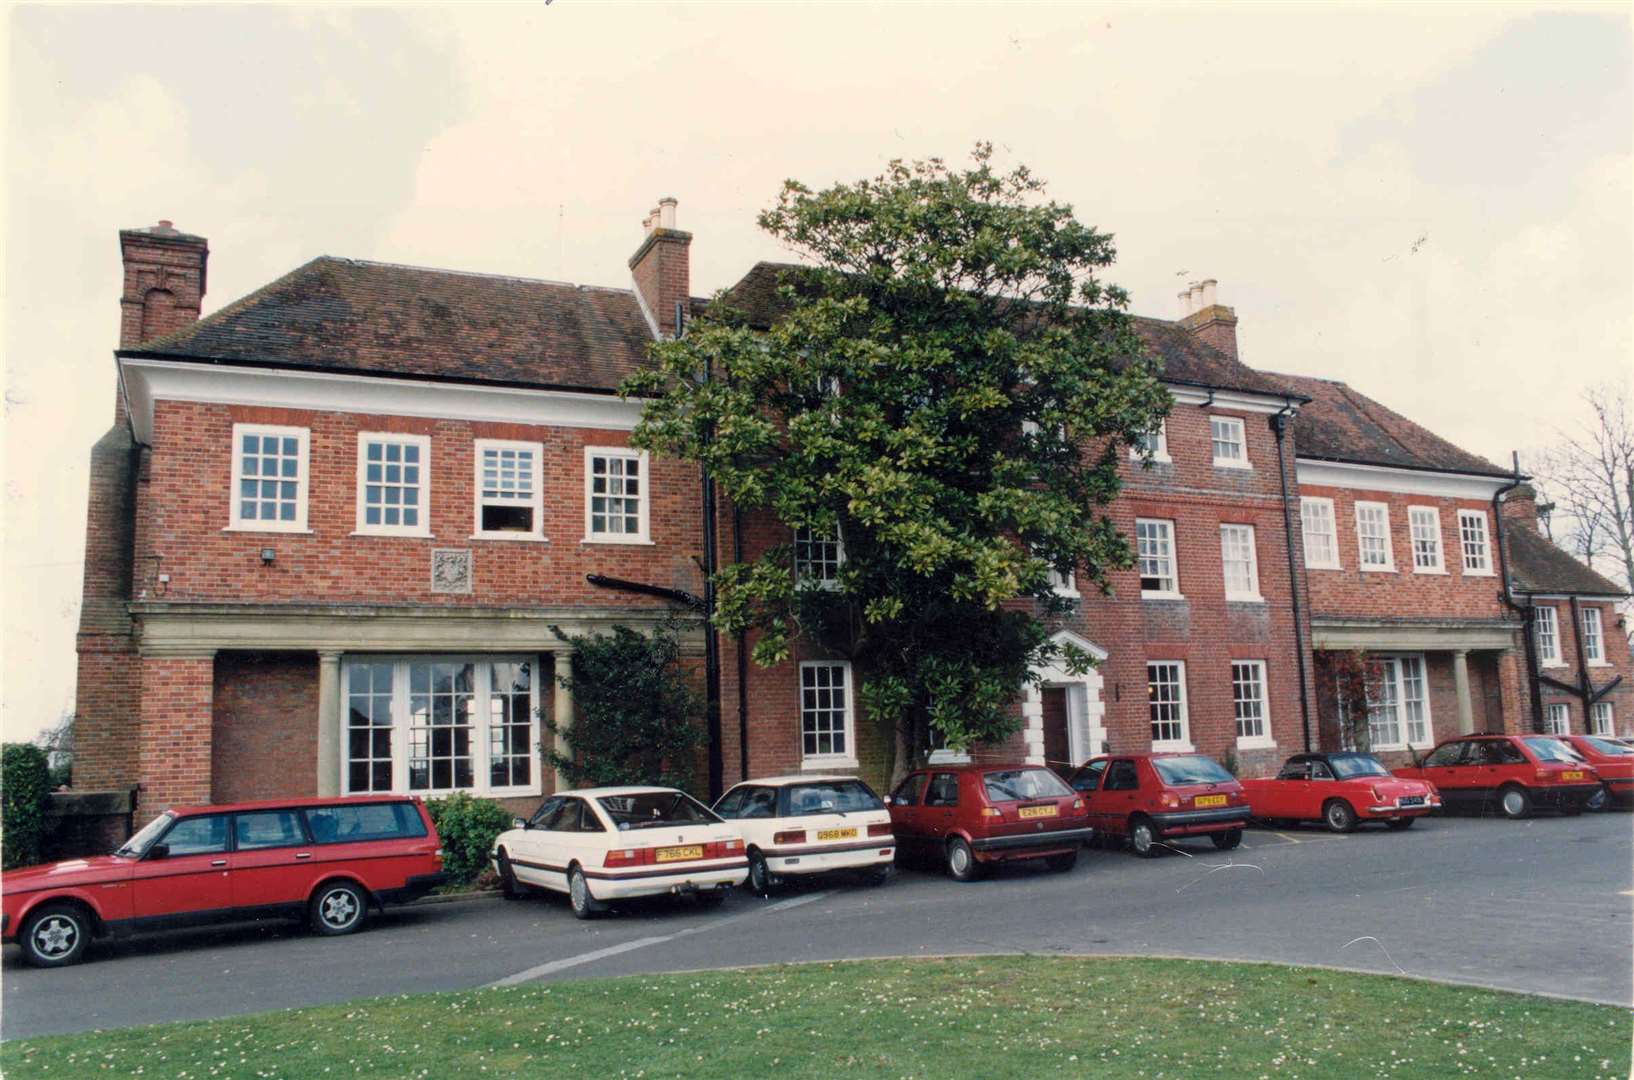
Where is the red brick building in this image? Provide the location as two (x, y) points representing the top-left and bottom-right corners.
(71, 205), (1630, 834)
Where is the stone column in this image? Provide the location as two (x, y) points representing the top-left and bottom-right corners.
(316, 651), (344, 796)
(552, 649), (574, 793)
(1453, 650), (1474, 734)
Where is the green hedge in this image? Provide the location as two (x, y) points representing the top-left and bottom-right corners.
(2, 744), (52, 870)
(425, 793), (513, 885)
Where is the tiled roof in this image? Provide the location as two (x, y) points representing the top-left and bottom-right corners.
(1270, 372), (1511, 477)
(1505, 526), (1629, 597)
(125, 257), (667, 392)
(721, 262), (1302, 400)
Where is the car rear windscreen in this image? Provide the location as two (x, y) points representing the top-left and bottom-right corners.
(1522, 738), (1584, 764)
(785, 781), (883, 815)
(982, 769), (1072, 802)
(596, 791), (718, 830)
(1151, 756), (1235, 786)
(304, 802), (427, 843)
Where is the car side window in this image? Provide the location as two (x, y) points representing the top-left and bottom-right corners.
(1071, 760), (1108, 792)
(1104, 760), (1139, 791)
(890, 775), (925, 806)
(528, 797), (563, 829)
(1277, 760), (1310, 780)
(743, 788), (778, 819)
(1423, 742), (1467, 767)
(1481, 741), (1525, 765)
(234, 810), (306, 850)
(714, 788), (748, 818)
(305, 803), (426, 843)
(159, 814), (229, 856)
(1310, 761), (1335, 781)
(925, 773), (959, 807)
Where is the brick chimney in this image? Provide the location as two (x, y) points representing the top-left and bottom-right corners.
(1176, 278), (1238, 360)
(1501, 483), (1544, 534)
(628, 197), (691, 340)
(119, 220), (208, 349)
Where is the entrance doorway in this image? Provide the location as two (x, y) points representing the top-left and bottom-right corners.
(1041, 687), (1072, 778)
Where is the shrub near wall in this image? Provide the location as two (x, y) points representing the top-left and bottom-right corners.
(426, 792), (512, 885)
(2, 744), (52, 869)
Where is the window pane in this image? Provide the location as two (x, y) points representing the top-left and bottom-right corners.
(1147, 662), (1187, 745)
(794, 526), (843, 585)
(360, 437), (427, 531)
(800, 664), (850, 758)
(408, 661), (475, 792)
(236, 428), (303, 525)
(1137, 520), (1176, 594)
(1409, 508), (1442, 570)
(588, 453), (644, 537)
(234, 811), (305, 850)
(1232, 661), (1266, 740)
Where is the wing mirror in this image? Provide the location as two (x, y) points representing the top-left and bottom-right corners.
(511, 817), (529, 831)
(145, 843), (169, 861)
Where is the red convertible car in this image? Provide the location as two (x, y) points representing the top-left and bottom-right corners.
(1239, 752), (1440, 832)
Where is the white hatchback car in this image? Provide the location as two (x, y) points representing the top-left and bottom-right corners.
(711, 775), (895, 894)
(490, 786), (747, 918)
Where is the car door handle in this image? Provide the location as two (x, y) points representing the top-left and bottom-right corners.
(295, 852), (312, 859)
(211, 859), (227, 867)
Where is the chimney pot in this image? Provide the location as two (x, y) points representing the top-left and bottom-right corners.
(1177, 289), (1194, 317)
(1200, 279), (1217, 309)
(157, 219), (174, 230)
(658, 197), (677, 230)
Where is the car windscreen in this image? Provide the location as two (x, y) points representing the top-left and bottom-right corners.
(115, 811), (174, 857)
(596, 791), (719, 830)
(1522, 738), (1584, 764)
(785, 781), (883, 815)
(982, 768), (1073, 803)
(1584, 736), (1634, 756)
(1327, 753), (1391, 779)
(1151, 755), (1235, 786)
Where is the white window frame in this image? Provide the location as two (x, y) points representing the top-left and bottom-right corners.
(227, 423), (311, 533)
(1136, 518), (1181, 599)
(794, 525), (845, 589)
(1457, 509), (1493, 576)
(1220, 524), (1263, 602)
(1049, 567), (1080, 599)
(1300, 496), (1341, 570)
(340, 654), (543, 799)
(1131, 419), (1171, 464)
(1354, 501), (1395, 572)
(1210, 415), (1250, 469)
(1533, 606), (1563, 667)
(1591, 701), (1614, 736)
(1543, 703), (1570, 736)
(798, 661), (857, 769)
(583, 447), (652, 544)
(1364, 653), (1433, 751)
(1408, 506), (1445, 574)
(1582, 607), (1606, 665)
(471, 439), (546, 542)
(1147, 660), (1192, 750)
(354, 432), (432, 538)
(1232, 659), (1275, 748)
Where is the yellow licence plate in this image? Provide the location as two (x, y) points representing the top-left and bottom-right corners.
(1194, 794), (1228, 808)
(1018, 805), (1058, 819)
(656, 845), (704, 863)
(1562, 771), (1585, 781)
(817, 828), (858, 841)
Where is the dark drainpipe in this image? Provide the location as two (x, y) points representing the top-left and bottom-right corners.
(733, 506), (750, 782)
(688, 300), (725, 800)
(1270, 406), (1314, 752)
(1491, 455), (1541, 734)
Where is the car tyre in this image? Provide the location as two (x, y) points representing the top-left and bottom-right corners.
(1323, 799), (1358, 834)
(1587, 784), (1610, 812)
(1210, 828), (1243, 851)
(20, 903), (91, 968)
(497, 849), (528, 901)
(746, 850), (774, 896)
(568, 866), (602, 920)
(1385, 817), (1415, 831)
(309, 881), (368, 936)
(945, 837), (983, 882)
(1129, 816), (1159, 858)
(1044, 849), (1078, 872)
(1497, 785), (1532, 820)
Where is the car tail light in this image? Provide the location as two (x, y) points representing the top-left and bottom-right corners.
(1535, 769), (1552, 783)
(980, 807), (1002, 818)
(1160, 792), (1180, 808)
(603, 847), (652, 868)
(867, 823), (893, 837)
(773, 830), (806, 845)
(719, 838), (744, 855)
(1071, 799), (1083, 811)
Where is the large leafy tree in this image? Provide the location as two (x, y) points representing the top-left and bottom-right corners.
(623, 145), (1169, 776)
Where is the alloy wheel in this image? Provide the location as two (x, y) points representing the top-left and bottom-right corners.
(32, 915), (78, 959)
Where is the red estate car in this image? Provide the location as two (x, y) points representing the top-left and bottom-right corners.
(1239, 752), (1440, 832)
(1068, 753), (1251, 857)
(2, 795), (444, 967)
(1547, 734), (1634, 810)
(886, 764), (1094, 881)
(1392, 734), (1601, 819)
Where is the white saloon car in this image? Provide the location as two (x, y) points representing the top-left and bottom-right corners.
(711, 775), (894, 894)
(491, 787), (747, 918)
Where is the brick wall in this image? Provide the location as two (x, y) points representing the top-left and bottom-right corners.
(211, 653), (318, 803)
(135, 656), (215, 820)
(1531, 598), (1634, 736)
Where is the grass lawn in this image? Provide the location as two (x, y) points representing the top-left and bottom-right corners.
(2, 956), (1628, 1079)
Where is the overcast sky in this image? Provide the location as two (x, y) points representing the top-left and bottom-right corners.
(3, 4), (1630, 744)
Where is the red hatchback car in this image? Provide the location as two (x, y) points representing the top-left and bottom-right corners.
(1392, 734), (1600, 819)
(1547, 734), (1634, 810)
(1068, 753), (1251, 857)
(886, 764), (1094, 881)
(1239, 752), (1440, 832)
(2, 795), (444, 967)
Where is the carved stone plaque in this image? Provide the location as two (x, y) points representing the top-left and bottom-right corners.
(431, 548), (473, 594)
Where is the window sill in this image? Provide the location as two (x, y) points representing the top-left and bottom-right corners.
(797, 579), (842, 592)
(1131, 454), (1173, 466)
(581, 536), (656, 546)
(470, 533), (549, 543)
(1359, 565), (1397, 573)
(1212, 460), (1252, 471)
(1304, 562), (1343, 572)
(1141, 591), (1186, 602)
(350, 529), (434, 540)
(1235, 737), (1277, 751)
(1412, 567), (1448, 576)
(1053, 589), (1082, 600)
(1461, 568), (1495, 577)
(223, 524), (313, 535)
(1539, 660), (1567, 669)
(1225, 594), (1265, 605)
(800, 757), (859, 772)
(1151, 742), (1194, 753)
(1587, 660), (1611, 668)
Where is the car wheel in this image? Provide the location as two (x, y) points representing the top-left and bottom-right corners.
(20, 903), (90, 968)
(1323, 799), (1358, 834)
(1587, 784), (1610, 812)
(568, 866), (602, 920)
(497, 850), (528, 901)
(945, 837), (982, 881)
(1386, 817), (1415, 831)
(309, 881), (368, 936)
(1497, 785), (1533, 820)
(1045, 849), (1078, 872)
(746, 850), (773, 896)
(1129, 816), (1159, 858)
(1210, 828), (1243, 851)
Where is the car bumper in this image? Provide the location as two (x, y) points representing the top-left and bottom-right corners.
(583, 861), (748, 901)
(970, 826), (1095, 857)
(766, 842), (895, 876)
(1535, 783), (1602, 809)
(1361, 797), (1441, 817)
(377, 872), (449, 905)
(1151, 806), (1251, 834)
